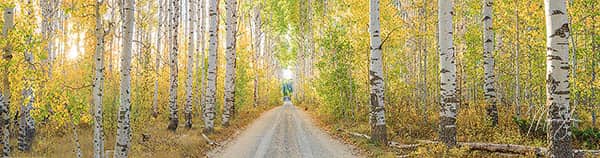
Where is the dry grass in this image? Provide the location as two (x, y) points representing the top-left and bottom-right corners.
(304, 101), (596, 158)
(10, 105), (275, 158)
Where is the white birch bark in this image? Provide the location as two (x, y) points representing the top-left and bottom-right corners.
(204, 0), (219, 133)
(305, 0), (314, 87)
(482, 0), (498, 126)
(41, 0), (58, 78)
(544, 0), (573, 157)
(153, 0), (165, 118)
(18, 2), (36, 152)
(252, 3), (261, 108)
(222, 0), (238, 126)
(515, 28), (521, 117)
(420, 0), (428, 123)
(0, 94), (7, 157)
(438, 0), (458, 147)
(167, 0), (181, 131)
(18, 57), (36, 152)
(68, 111), (82, 158)
(92, 1), (106, 157)
(197, 0), (207, 116)
(514, 1), (521, 118)
(368, 0), (387, 144)
(194, 0), (201, 117)
(108, 2), (117, 77)
(185, 0), (196, 129)
(592, 25), (597, 127)
(114, 0), (135, 156)
(0, 7), (13, 157)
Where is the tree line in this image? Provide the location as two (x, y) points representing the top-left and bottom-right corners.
(283, 0), (597, 157)
(1, 0), (284, 157)
(0, 0), (599, 157)
(362, 0), (593, 157)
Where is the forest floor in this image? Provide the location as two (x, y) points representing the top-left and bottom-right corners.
(11, 105), (275, 157)
(208, 101), (363, 158)
(307, 104), (599, 158)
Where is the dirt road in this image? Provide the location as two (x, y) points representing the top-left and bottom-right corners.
(208, 101), (361, 158)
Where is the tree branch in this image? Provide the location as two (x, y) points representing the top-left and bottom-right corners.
(380, 26), (402, 48)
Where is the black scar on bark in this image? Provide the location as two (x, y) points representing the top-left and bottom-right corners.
(369, 71), (382, 83)
(440, 68), (450, 73)
(370, 94), (379, 108)
(482, 16), (491, 21)
(547, 75), (561, 95)
(485, 2), (493, 7)
(551, 10), (564, 15)
(555, 90), (569, 95)
(550, 23), (569, 38)
(547, 54), (561, 60)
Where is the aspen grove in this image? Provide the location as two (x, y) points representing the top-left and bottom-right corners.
(0, 0), (598, 157)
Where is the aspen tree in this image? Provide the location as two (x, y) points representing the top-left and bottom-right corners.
(544, 0), (573, 157)
(438, 0), (458, 147)
(153, 0), (165, 118)
(18, 1), (36, 151)
(197, 0), (207, 115)
(185, 0), (196, 129)
(482, 0), (498, 126)
(92, 1), (106, 157)
(368, 0), (387, 144)
(167, 0), (181, 131)
(114, 0), (135, 156)
(204, 0), (219, 133)
(222, 0), (239, 126)
(1, 7), (13, 157)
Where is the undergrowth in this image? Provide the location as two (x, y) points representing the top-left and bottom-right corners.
(11, 105), (275, 157)
(302, 99), (598, 157)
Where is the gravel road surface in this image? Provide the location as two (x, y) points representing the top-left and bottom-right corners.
(208, 101), (361, 158)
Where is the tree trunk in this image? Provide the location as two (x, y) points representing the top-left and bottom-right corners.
(1, 7), (13, 157)
(18, 93), (35, 152)
(18, 2), (36, 152)
(305, 0), (314, 103)
(544, 0), (573, 157)
(18, 67), (35, 152)
(482, 0), (498, 126)
(438, 0), (458, 147)
(92, 1), (106, 157)
(68, 110), (82, 158)
(41, 0), (55, 78)
(185, 0), (196, 129)
(514, 0), (523, 118)
(114, 0), (135, 156)
(253, 57), (258, 108)
(222, 0), (238, 126)
(153, 0), (165, 119)
(421, 0), (428, 124)
(514, 1), (521, 117)
(567, 11), (578, 128)
(251, 2), (261, 108)
(0, 94), (7, 157)
(204, 0), (219, 134)
(368, 0), (387, 145)
(198, 0), (207, 117)
(592, 16), (597, 127)
(167, 0), (181, 131)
